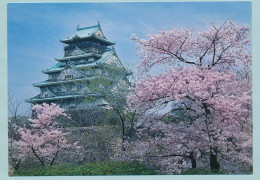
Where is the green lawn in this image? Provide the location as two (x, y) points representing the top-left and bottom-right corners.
(13, 161), (157, 176)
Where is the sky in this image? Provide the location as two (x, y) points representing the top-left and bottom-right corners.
(7, 2), (251, 115)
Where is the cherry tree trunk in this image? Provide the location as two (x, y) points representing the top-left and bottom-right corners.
(210, 153), (220, 171)
(190, 155), (197, 169)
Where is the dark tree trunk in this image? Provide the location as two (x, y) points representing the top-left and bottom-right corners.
(50, 151), (59, 166)
(14, 159), (21, 170)
(114, 109), (126, 145)
(162, 152), (197, 169)
(210, 153), (220, 171)
(188, 152), (197, 168)
(31, 147), (44, 167)
(190, 155), (197, 168)
(203, 103), (220, 171)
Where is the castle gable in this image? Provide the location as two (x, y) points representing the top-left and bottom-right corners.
(105, 54), (123, 68)
(40, 88), (56, 98)
(56, 65), (84, 81)
(95, 30), (105, 39)
(68, 46), (86, 56)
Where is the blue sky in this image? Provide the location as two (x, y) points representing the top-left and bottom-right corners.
(7, 2), (251, 115)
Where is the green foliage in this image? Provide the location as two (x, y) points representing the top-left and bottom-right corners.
(160, 114), (174, 124)
(83, 96), (98, 103)
(180, 168), (226, 175)
(56, 108), (120, 127)
(99, 110), (120, 126)
(13, 161), (157, 176)
(161, 110), (195, 124)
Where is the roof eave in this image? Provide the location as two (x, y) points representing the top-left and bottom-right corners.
(60, 35), (115, 45)
(55, 53), (101, 61)
(25, 96), (82, 103)
(33, 76), (113, 87)
(42, 69), (62, 74)
(26, 94), (100, 103)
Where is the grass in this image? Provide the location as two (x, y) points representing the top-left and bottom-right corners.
(12, 161), (157, 176)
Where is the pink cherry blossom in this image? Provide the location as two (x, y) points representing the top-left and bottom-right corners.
(126, 20), (252, 174)
(16, 103), (76, 167)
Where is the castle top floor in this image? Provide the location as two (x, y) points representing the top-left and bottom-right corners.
(60, 22), (115, 48)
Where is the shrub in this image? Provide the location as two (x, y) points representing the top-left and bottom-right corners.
(12, 161), (157, 176)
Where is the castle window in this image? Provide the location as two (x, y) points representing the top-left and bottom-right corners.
(89, 57), (95, 62)
(65, 75), (73, 79)
(44, 93), (49, 97)
(79, 59), (85, 64)
(51, 74), (57, 79)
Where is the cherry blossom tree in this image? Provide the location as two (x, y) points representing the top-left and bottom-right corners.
(127, 20), (252, 173)
(121, 117), (209, 174)
(8, 125), (22, 171)
(16, 103), (80, 167)
(131, 20), (251, 72)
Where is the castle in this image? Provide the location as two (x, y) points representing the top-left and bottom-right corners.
(26, 22), (129, 111)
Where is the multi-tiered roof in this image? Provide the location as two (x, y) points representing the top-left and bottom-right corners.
(26, 23), (128, 110)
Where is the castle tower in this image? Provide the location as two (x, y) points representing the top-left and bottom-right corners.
(26, 23), (128, 111)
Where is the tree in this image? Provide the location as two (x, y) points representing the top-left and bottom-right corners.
(127, 20), (252, 173)
(8, 91), (22, 120)
(80, 64), (137, 145)
(8, 123), (22, 171)
(8, 89), (32, 128)
(8, 90), (30, 171)
(131, 20), (250, 72)
(121, 117), (207, 174)
(16, 103), (80, 167)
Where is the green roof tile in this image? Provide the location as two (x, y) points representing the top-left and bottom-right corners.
(59, 23), (115, 45)
(55, 52), (101, 61)
(42, 48), (115, 74)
